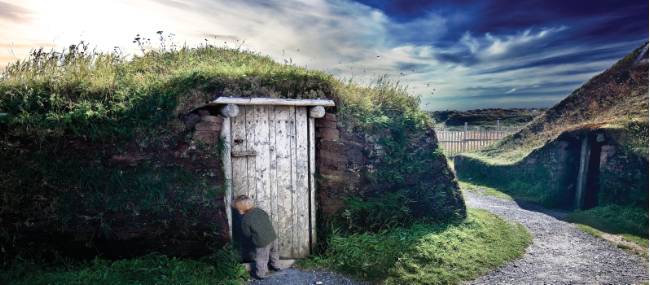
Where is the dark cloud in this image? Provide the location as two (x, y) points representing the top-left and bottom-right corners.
(0, 1), (30, 22)
(473, 42), (642, 75)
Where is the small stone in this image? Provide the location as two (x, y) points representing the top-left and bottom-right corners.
(316, 119), (337, 129)
(319, 128), (340, 141)
(195, 121), (220, 131)
(201, 115), (223, 124)
(194, 131), (218, 144)
(323, 113), (336, 122)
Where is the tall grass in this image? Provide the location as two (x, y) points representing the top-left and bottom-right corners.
(1, 42), (333, 142)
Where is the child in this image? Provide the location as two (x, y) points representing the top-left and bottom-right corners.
(233, 195), (282, 279)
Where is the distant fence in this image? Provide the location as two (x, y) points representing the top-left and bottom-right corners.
(435, 122), (517, 156)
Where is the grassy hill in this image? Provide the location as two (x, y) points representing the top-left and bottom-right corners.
(455, 43), (648, 240)
(480, 43), (649, 162)
(431, 108), (545, 129)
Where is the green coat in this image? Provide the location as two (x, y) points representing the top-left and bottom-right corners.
(241, 207), (277, 247)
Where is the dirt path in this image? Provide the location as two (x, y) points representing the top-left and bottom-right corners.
(464, 190), (649, 284)
(248, 268), (364, 285)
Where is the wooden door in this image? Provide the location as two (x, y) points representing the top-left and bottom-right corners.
(230, 105), (311, 258)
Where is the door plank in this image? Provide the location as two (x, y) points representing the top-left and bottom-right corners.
(231, 109), (248, 198)
(253, 106), (271, 213)
(288, 106), (299, 257)
(308, 116), (317, 251)
(245, 106), (257, 201)
(268, 107), (279, 237)
(294, 107), (310, 257)
(274, 106), (293, 258)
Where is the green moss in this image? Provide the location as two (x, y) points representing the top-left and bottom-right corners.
(0, 248), (247, 285)
(301, 209), (531, 284)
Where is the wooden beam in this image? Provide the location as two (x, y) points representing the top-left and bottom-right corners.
(220, 117), (233, 239)
(212, 97), (335, 107)
(308, 117), (317, 252)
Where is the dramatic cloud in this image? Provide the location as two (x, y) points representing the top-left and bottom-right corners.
(0, 1), (31, 22)
(0, 0), (647, 110)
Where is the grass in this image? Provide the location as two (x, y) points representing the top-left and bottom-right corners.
(454, 154), (556, 207)
(459, 181), (513, 201)
(0, 249), (248, 285)
(566, 205), (648, 238)
(576, 224), (648, 257)
(301, 209), (531, 284)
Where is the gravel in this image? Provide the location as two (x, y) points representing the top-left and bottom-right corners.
(248, 268), (365, 285)
(464, 190), (649, 284)
(249, 190), (648, 285)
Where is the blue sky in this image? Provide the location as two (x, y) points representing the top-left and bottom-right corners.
(0, 0), (647, 110)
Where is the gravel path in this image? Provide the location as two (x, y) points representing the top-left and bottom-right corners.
(248, 268), (364, 285)
(248, 190), (647, 285)
(464, 190), (649, 284)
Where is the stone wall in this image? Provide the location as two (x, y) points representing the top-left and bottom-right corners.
(315, 112), (465, 221)
(315, 113), (367, 217)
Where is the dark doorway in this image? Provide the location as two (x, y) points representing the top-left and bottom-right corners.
(583, 136), (602, 209)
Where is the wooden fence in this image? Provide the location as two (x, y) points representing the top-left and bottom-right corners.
(435, 124), (516, 156)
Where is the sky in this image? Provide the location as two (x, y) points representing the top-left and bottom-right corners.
(0, 0), (647, 111)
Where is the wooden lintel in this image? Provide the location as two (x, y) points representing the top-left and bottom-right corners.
(211, 97), (335, 107)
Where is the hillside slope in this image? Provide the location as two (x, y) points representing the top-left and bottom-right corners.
(481, 43), (648, 162)
(431, 108), (545, 128)
(455, 43), (648, 216)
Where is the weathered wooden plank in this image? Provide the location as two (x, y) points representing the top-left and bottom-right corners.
(288, 106), (299, 257)
(231, 109), (248, 198)
(253, 106), (271, 212)
(274, 106), (293, 258)
(268, 107), (279, 240)
(294, 107), (309, 257)
(212, 97), (335, 107)
(245, 106), (257, 201)
(221, 117), (233, 238)
(308, 117), (317, 252)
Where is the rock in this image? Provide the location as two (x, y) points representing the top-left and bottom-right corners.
(195, 121), (220, 132)
(194, 131), (218, 144)
(319, 128), (340, 141)
(323, 113), (336, 122)
(183, 113), (201, 129)
(201, 115), (223, 124)
(316, 119), (337, 129)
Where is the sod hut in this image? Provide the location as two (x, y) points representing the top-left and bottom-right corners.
(0, 46), (465, 261)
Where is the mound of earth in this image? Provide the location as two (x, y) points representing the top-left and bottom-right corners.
(431, 108), (545, 128)
(455, 43), (648, 212)
(482, 43), (648, 161)
(0, 45), (464, 261)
